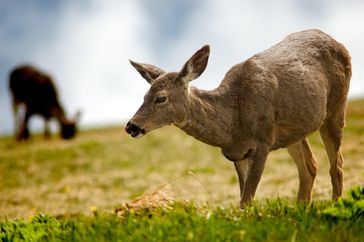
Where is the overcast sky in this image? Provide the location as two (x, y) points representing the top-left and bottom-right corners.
(1, 0), (363, 135)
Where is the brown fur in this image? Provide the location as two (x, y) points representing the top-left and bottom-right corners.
(9, 65), (79, 141)
(126, 29), (351, 206)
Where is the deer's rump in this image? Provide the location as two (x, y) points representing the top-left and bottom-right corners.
(233, 29), (351, 150)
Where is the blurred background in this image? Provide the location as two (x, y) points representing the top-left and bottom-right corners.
(1, 0), (364, 135)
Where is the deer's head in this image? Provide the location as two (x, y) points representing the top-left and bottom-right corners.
(60, 111), (81, 139)
(126, 45), (210, 138)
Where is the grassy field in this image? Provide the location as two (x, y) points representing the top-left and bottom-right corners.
(0, 99), (363, 241)
(1, 196), (364, 242)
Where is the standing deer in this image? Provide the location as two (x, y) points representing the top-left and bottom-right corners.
(125, 29), (351, 206)
(9, 65), (80, 141)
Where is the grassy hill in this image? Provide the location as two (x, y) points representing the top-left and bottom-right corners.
(0, 99), (363, 241)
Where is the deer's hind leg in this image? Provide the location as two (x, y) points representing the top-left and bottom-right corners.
(11, 98), (28, 141)
(11, 98), (20, 139)
(17, 109), (31, 141)
(319, 101), (347, 200)
(287, 139), (317, 202)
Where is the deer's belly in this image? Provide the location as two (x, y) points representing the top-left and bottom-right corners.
(271, 122), (322, 150)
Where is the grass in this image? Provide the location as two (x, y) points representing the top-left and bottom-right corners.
(1, 196), (364, 242)
(0, 99), (363, 241)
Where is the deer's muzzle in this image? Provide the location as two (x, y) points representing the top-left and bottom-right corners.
(125, 121), (146, 138)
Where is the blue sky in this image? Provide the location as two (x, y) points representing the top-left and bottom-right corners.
(1, 0), (364, 135)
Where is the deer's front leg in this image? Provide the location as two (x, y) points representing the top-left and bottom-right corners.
(234, 159), (251, 204)
(43, 118), (51, 139)
(240, 146), (269, 206)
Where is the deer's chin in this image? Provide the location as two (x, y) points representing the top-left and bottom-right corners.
(132, 132), (145, 138)
(129, 128), (146, 138)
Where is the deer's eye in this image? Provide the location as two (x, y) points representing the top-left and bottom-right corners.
(155, 96), (167, 104)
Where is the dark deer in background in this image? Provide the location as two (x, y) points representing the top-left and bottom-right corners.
(126, 29), (351, 206)
(9, 65), (80, 141)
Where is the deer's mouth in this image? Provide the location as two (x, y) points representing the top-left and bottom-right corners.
(131, 129), (145, 138)
(125, 122), (146, 138)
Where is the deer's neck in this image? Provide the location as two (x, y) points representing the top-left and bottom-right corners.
(176, 86), (235, 148)
(50, 105), (68, 124)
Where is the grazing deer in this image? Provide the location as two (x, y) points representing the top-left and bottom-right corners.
(9, 65), (80, 141)
(125, 29), (351, 206)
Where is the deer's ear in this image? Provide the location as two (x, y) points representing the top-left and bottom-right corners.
(129, 60), (165, 84)
(177, 45), (210, 84)
(74, 110), (82, 122)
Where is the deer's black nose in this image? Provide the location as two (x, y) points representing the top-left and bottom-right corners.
(125, 121), (140, 134)
(125, 121), (145, 138)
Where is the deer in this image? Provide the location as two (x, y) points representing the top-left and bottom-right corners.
(125, 29), (351, 207)
(9, 65), (80, 141)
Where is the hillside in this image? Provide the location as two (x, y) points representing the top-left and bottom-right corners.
(0, 99), (363, 219)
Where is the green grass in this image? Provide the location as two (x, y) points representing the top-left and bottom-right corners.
(0, 99), (364, 241)
(1, 195), (364, 242)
